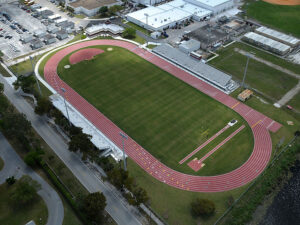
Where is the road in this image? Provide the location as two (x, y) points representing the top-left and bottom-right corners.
(0, 132), (64, 225)
(0, 75), (143, 225)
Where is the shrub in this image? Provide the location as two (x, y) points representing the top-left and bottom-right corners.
(191, 198), (215, 216)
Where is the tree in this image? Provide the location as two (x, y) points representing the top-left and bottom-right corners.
(133, 187), (149, 205)
(10, 176), (40, 207)
(191, 198), (215, 216)
(24, 148), (44, 167)
(13, 75), (35, 93)
(108, 5), (123, 15)
(122, 27), (136, 39)
(295, 130), (300, 137)
(68, 132), (94, 160)
(0, 82), (3, 93)
(107, 168), (129, 190)
(35, 97), (52, 115)
(83, 192), (107, 224)
(66, 6), (74, 13)
(6, 176), (16, 185)
(99, 6), (108, 16)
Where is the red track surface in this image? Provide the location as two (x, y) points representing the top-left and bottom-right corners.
(44, 40), (281, 192)
(69, 48), (104, 64)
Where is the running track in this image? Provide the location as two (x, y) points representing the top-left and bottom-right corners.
(44, 40), (281, 192)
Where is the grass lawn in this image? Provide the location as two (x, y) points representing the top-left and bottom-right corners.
(126, 22), (150, 35)
(57, 45), (253, 176)
(0, 177), (48, 225)
(0, 64), (11, 77)
(0, 157), (4, 171)
(287, 92), (300, 112)
(209, 42), (298, 101)
(244, 1), (300, 37)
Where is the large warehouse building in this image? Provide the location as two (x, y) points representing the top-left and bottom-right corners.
(126, 0), (212, 31)
(126, 0), (234, 31)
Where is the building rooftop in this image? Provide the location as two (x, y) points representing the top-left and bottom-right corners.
(244, 32), (291, 53)
(188, 0), (232, 7)
(86, 23), (124, 34)
(256, 26), (300, 46)
(69, 0), (118, 10)
(153, 44), (232, 89)
(126, 0), (211, 30)
(187, 24), (228, 44)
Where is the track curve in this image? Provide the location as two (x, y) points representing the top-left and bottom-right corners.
(44, 40), (281, 192)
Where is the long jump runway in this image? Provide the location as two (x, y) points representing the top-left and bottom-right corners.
(44, 40), (281, 192)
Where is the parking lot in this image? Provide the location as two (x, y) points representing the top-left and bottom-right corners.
(0, 3), (75, 60)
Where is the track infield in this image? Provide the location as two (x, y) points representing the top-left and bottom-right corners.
(44, 40), (281, 192)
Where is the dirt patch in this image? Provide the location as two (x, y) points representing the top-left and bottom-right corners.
(263, 0), (300, 5)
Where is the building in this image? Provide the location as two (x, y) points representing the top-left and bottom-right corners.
(48, 14), (61, 22)
(86, 23), (124, 36)
(69, 0), (121, 17)
(243, 32), (291, 55)
(185, 0), (234, 15)
(41, 10), (54, 19)
(47, 25), (60, 34)
(59, 21), (75, 30)
(30, 39), (43, 49)
(43, 34), (56, 45)
(126, 0), (212, 32)
(20, 34), (34, 43)
(153, 44), (238, 92)
(186, 24), (229, 50)
(132, 0), (166, 5)
(255, 26), (300, 47)
(55, 18), (68, 26)
(179, 39), (200, 54)
(56, 30), (68, 40)
(34, 30), (47, 38)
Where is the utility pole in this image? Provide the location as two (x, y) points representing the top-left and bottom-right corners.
(119, 132), (128, 171)
(61, 87), (71, 126)
(241, 54), (250, 88)
(29, 56), (42, 96)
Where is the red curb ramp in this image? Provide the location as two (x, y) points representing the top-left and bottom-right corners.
(44, 40), (281, 192)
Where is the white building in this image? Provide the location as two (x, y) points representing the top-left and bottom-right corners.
(86, 24), (124, 36)
(184, 0), (234, 15)
(179, 39), (201, 53)
(126, 0), (212, 31)
(243, 32), (291, 56)
(132, 0), (166, 5)
(255, 26), (300, 47)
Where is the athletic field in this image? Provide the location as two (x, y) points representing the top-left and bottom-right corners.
(56, 45), (253, 176)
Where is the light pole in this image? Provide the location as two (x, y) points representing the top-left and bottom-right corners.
(29, 56), (42, 96)
(61, 87), (71, 126)
(241, 54), (250, 88)
(119, 132), (128, 171)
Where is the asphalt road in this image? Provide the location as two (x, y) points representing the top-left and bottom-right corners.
(0, 132), (64, 225)
(0, 75), (143, 225)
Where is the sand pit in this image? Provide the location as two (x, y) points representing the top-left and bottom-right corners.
(107, 48), (113, 51)
(69, 48), (104, 65)
(263, 0), (300, 5)
(64, 65), (70, 69)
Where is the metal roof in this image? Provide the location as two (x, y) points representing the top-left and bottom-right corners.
(244, 32), (291, 53)
(256, 26), (300, 46)
(153, 44), (232, 89)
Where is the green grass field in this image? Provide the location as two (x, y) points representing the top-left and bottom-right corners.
(56, 45), (253, 176)
(287, 92), (300, 112)
(209, 42), (298, 101)
(244, 1), (300, 37)
(0, 177), (48, 225)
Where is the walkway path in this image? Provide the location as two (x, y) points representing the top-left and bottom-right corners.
(43, 39), (281, 192)
(0, 132), (64, 225)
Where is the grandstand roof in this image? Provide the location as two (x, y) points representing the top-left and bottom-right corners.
(189, 0), (232, 7)
(153, 44), (232, 89)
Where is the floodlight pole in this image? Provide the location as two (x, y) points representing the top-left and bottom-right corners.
(30, 56), (42, 96)
(61, 87), (71, 126)
(119, 132), (128, 171)
(241, 54), (250, 88)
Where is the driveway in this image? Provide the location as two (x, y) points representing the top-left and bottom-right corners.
(0, 132), (64, 225)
